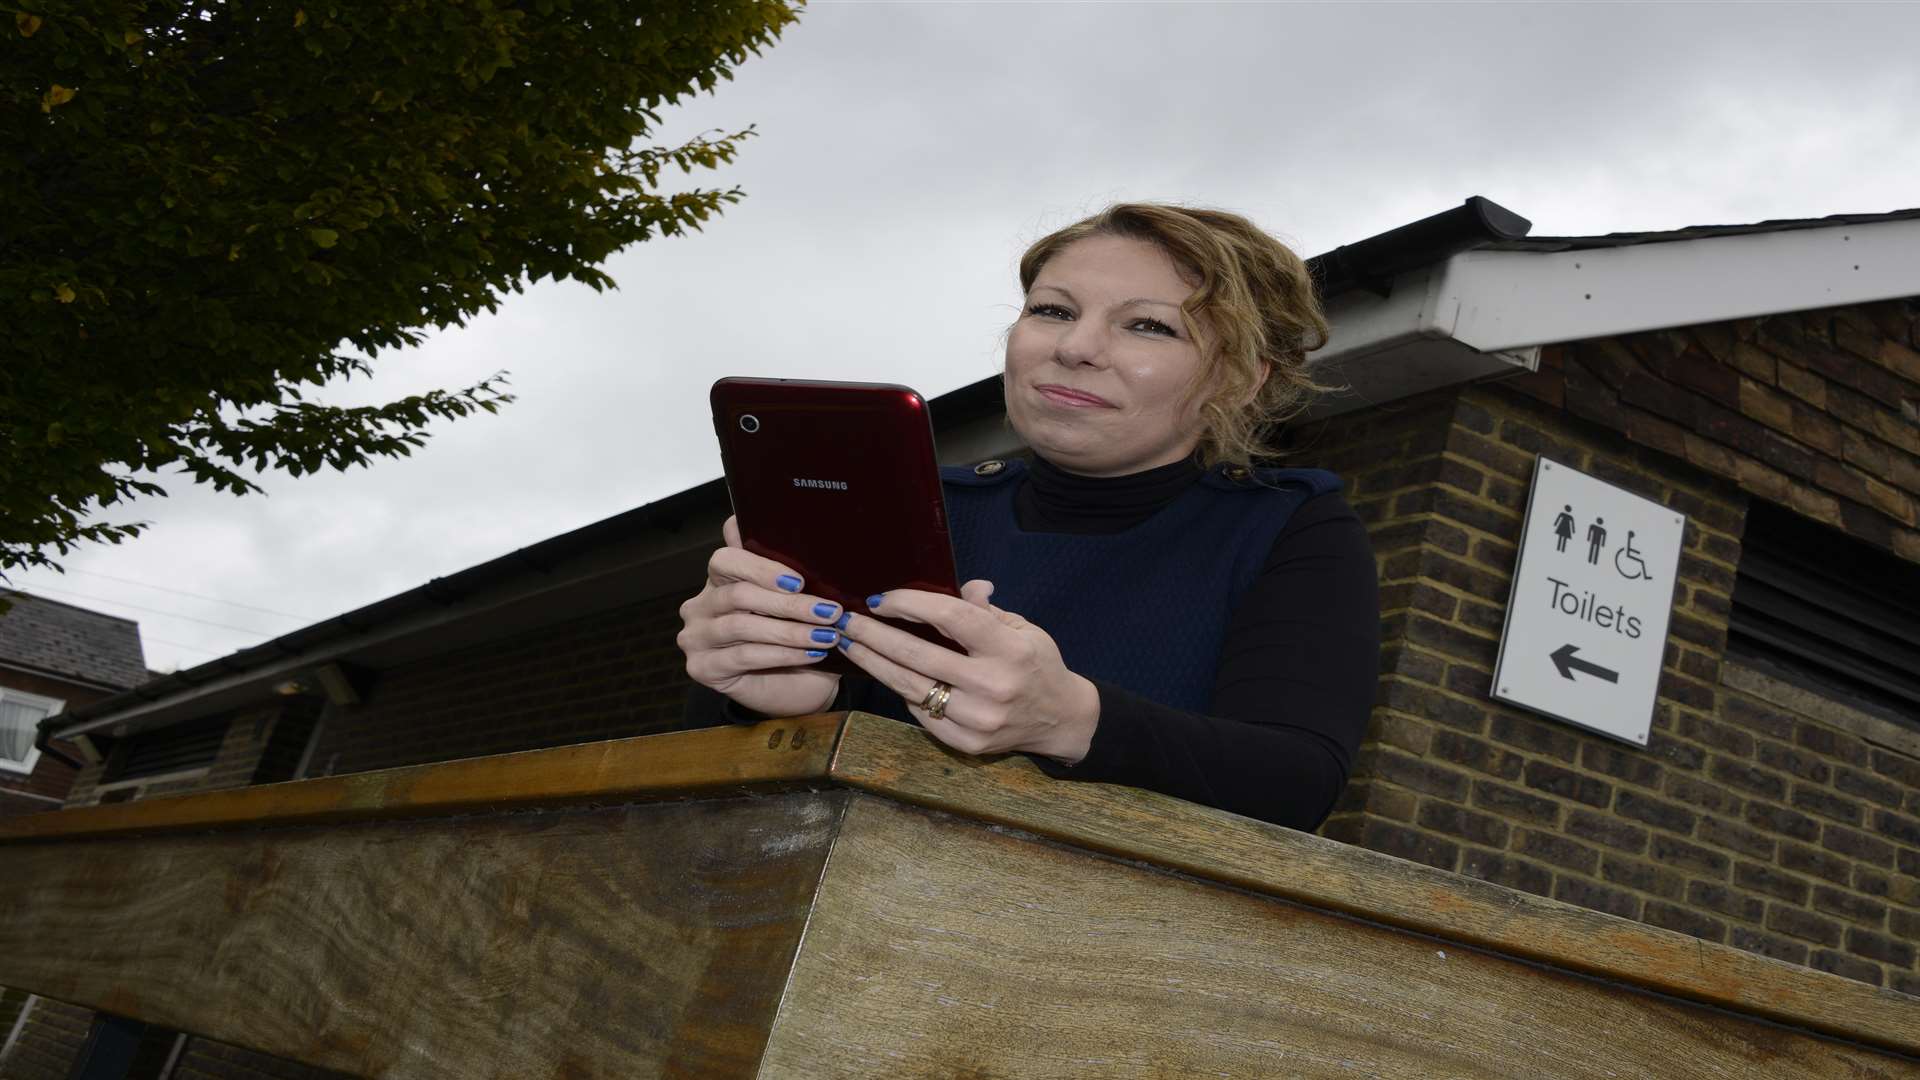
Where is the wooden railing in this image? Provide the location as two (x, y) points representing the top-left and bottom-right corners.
(2, 712), (1915, 1078)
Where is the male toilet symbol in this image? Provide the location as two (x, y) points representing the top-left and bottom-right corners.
(1615, 530), (1652, 581)
(1553, 505), (1575, 553)
(1586, 517), (1607, 564)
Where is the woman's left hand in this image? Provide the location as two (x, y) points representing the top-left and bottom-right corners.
(835, 581), (1099, 764)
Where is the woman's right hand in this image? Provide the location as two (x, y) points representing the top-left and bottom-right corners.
(677, 516), (844, 718)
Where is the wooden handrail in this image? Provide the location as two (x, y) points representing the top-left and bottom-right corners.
(5, 710), (1915, 1059)
(0, 712), (843, 844)
(818, 712), (1920, 1058)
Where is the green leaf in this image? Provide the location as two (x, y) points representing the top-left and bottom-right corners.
(1, 0), (801, 575)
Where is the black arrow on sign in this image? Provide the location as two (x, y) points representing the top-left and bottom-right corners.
(1550, 644), (1619, 684)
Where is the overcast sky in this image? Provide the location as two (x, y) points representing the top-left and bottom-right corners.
(16, 2), (1920, 674)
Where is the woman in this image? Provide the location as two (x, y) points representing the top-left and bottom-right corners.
(678, 204), (1379, 830)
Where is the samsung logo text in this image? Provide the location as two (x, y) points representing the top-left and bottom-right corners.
(793, 478), (849, 491)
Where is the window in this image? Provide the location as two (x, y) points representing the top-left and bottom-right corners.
(1728, 500), (1920, 724)
(0, 688), (65, 775)
(100, 715), (227, 785)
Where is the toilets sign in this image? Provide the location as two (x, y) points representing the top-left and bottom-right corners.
(1492, 457), (1686, 747)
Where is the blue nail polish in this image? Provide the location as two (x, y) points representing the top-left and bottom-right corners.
(805, 649), (827, 658)
(836, 634), (853, 650)
(776, 575), (802, 592)
(810, 628), (837, 644)
(834, 611), (852, 630)
(812, 601), (839, 619)
(866, 593), (885, 609)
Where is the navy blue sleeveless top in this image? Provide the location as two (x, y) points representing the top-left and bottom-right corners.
(933, 458), (1343, 712)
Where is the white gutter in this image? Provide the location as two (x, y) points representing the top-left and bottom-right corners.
(1306, 217), (1920, 419)
(1305, 261), (1538, 419)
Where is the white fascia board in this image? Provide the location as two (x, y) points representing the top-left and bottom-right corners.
(1306, 264), (1536, 419)
(1304, 217), (1920, 420)
(1316, 262), (1460, 360)
(1443, 218), (1920, 352)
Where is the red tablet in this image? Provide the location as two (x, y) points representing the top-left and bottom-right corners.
(710, 377), (962, 676)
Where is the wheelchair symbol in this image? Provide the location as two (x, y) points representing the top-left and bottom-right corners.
(1615, 531), (1652, 582)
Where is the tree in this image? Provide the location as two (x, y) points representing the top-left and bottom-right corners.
(1, 0), (800, 576)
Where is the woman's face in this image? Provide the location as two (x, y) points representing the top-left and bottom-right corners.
(1004, 234), (1209, 477)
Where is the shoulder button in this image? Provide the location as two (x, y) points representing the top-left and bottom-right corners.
(974, 460), (1006, 476)
(1225, 465), (1252, 483)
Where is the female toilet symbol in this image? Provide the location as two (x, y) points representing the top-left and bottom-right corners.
(1615, 530), (1652, 581)
(1553, 505), (1575, 553)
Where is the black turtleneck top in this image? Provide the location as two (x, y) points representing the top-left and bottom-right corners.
(683, 454), (1379, 830)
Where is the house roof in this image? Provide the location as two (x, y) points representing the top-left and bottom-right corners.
(1306, 198), (1920, 300)
(1482, 207), (1920, 254)
(0, 591), (149, 691)
(48, 198), (1920, 738)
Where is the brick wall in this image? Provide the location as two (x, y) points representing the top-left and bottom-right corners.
(1523, 302), (1920, 559)
(1297, 298), (1920, 994)
(307, 591), (693, 777)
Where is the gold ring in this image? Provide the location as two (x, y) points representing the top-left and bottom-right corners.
(919, 681), (953, 720)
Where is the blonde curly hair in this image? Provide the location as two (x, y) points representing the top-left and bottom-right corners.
(1017, 203), (1333, 468)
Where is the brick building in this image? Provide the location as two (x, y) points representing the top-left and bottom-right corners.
(4, 199), (1918, 1078)
(0, 591), (149, 817)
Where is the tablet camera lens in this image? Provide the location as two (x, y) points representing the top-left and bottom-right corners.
(739, 414), (760, 434)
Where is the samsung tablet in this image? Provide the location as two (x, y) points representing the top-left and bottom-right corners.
(710, 377), (962, 677)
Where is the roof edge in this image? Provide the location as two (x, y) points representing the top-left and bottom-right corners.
(50, 379), (1018, 736)
(1307, 196), (1532, 300)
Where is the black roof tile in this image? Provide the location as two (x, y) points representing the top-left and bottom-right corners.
(0, 591), (149, 690)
